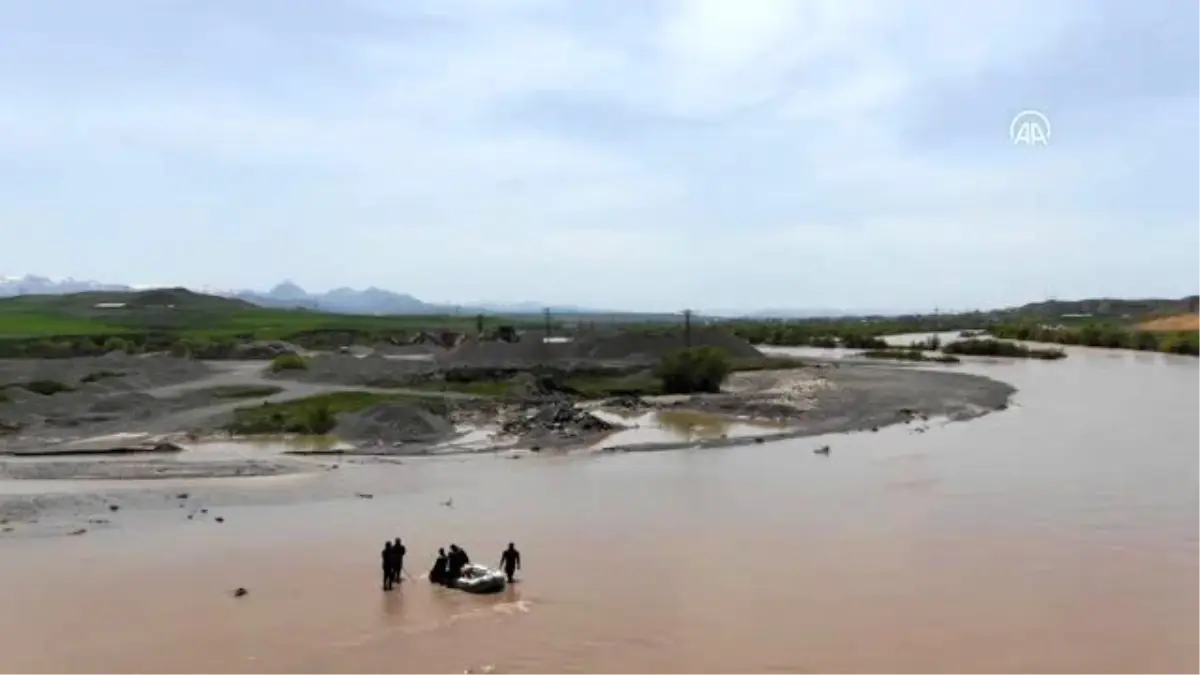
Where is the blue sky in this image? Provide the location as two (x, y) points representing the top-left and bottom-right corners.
(1, 0), (1196, 312)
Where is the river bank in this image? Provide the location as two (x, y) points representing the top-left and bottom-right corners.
(0, 352), (1014, 532)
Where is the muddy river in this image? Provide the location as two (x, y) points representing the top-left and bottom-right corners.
(0, 341), (1195, 673)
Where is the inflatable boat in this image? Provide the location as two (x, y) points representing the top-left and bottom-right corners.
(455, 564), (508, 594)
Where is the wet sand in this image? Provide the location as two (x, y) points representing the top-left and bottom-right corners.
(0, 345), (1196, 673)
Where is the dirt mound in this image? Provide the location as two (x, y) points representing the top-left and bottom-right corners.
(334, 402), (454, 445)
(1137, 314), (1199, 332)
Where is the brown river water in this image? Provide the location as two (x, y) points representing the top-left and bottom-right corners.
(0, 342), (1196, 673)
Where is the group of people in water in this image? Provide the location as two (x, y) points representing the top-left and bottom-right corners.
(381, 539), (521, 591)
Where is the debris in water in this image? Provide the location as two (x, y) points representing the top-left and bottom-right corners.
(753, 437), (764, 444)
(68, 528), (87, 536)
(440, 498), (454, 508)
(176, 493), (189, 500)
(108, 504), (120, 512)
(214, 516), (225, 523)
(814, 445), (831, 455)
(233, 587), (248, 598)
(356, 492), (374, 499)
(87, 518), (110, 525)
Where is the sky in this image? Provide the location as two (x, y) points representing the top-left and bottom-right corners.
(0, 0), (1196, 313)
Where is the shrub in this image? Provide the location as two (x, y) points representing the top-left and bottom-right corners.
(80, 370), (125, 383)
(269, 354), (309, 372)
(301, 405), (338, 434)
(23, 379), (74, 395)
(102, 337), (130, 353)
(656, 347), (731, 394)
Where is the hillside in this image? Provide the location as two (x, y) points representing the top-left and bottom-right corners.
(1008, 296), (1199, 322)
(1136, 314), (1200, 332)
(0, 287), (555, 355)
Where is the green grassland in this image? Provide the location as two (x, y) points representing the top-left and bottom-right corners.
(0, 288), (549, 356)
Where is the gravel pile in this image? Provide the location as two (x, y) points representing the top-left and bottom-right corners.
(333, 401), (454, 445)
(438, 328), (762, 367)
(0, 355), (214, 439)
(0, 353), (212, 391)
(268, 354), (439, 386)
(500, 401), (615, 438)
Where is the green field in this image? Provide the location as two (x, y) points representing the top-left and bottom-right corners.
(0, 288), (549, 356)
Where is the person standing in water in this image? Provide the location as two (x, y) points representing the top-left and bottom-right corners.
(381, 541), (395, 591)
(446, 544), (470, 583)
(499, 542), (521, 583)
(429, 548), (448, 585)
(390, 537), (407, 585)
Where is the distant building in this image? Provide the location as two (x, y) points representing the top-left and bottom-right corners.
(93, 302), (126, 309)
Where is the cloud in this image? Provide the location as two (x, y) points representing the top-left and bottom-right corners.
(0, 0), (1194, 312)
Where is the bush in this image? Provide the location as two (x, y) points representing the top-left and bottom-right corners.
(80, 370), (125, 383)
(102, 337), (130, 353)
(301, 405), (338, 434)
(268, 354), (309, 372)
(23, 379), (75, 395)
(656, 347), (731, 394)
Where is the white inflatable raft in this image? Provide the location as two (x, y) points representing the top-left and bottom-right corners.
(455, 564), (508, 594)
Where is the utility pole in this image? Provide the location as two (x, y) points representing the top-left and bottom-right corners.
(683, 308), (693, 348)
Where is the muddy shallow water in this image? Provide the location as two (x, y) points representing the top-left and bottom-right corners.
(0, 344), (1196, 673)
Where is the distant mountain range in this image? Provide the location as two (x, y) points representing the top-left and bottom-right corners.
(0, 275), (644, 317)
(3, 274), (1194, 320)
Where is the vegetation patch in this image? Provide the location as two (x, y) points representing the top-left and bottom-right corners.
(942, 338), (1066, 360)
(268, 353), (309, 372)
(224, 391), (448, 435)
(990, 323), (1198, 356)
(861, 349), (961, 363)
(80, 370), (125, 384)
(20, 380), (76, 396)
(565, 372), (663, 398)
(203, 384), (285, 400)
(656, 346), (732, 394)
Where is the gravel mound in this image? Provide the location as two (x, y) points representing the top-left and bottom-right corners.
(500, 401), (615, 438)
(334, 402), (454, 445)
(571, 328), (762, 361)
(268, 354), (438, 386)
(438, 328), (762, 367)
(0, 353), (211, 391)
(439, 337), (574, 365)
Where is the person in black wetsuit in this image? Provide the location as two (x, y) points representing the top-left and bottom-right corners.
(390, 537), (407, 585)
(446, 544), (470, 584)
(429, 548), (448, 585)
(499, 542), (521, 583)
(381, 541), (395, 591)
